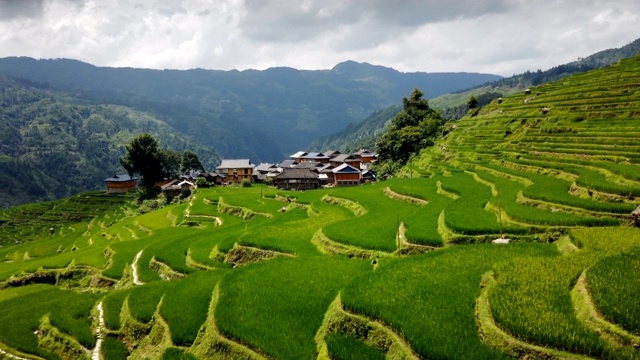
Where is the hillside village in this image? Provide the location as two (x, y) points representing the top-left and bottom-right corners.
(105, 149), (378, 195)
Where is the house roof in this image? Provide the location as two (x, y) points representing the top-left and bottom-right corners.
(274, 167), (319, 179)
(254, 163), (276, 173)
(331, 153), (359, 163)
(354, 149), (373, 156)
(290, 151), (307, 159)
(323, 150), (340, 158)
(318, 163), (335, 172)
(333, 163), (361, 174)
(294, 161), (321, 170)
(302, 152), (329, 161)
(104, 174), (136, 182)
(216, 159), (253, 169)
(277, 159), (298, 168)
(362, 169), (377, 179)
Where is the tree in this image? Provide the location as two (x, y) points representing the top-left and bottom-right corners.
(162, 149), (182, 179)
(375, 88), (442, 169)
(120, 134), (165, 189)
(181, 150), (205, 173)
(467, 96), (479, 109)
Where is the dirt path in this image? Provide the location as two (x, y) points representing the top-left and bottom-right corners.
(132, 250), (144, 286)
(92, 302), (105, 360)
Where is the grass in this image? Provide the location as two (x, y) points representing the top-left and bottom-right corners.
(326, 333), (386, 360)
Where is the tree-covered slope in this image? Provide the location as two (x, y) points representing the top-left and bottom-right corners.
(0, 77), (219, 209)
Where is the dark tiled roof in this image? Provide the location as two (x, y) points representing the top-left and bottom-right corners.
(274, 168), (319, 179)
(217, 159), (253, 169)
(254, 163), (275, 172)
(277, 159), (298, 168)
(331, 154), (359, 163)
(104, 174), (136, 182)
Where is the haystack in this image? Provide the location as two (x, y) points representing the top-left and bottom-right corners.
(632, 205), (640, 227)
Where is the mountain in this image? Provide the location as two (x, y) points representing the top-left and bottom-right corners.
(0, 57), (500, 157)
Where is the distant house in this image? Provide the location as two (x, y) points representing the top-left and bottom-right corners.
(294, 161), (321, 172)
(277, 159), (299, 168)
(301, 152), (330, 164)
(253, 163), (278, 183)
(104, 174), (137, 193)
(207, 172), (225, 186)
(317, 163), (335, 185)
(216, 159), (254, 183)
(354, 149), (376, 168)
(362, 169), (377, 182)
(161, 180), (194, 197)
(290, 151), (307, 163)
(273, 168), (319, 190)
(323, 150), (341, 159)
(330, 153), (361, 169)
(333, 164), (361, 186)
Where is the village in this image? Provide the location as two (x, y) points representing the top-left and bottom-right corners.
(104, 149), (378, 195)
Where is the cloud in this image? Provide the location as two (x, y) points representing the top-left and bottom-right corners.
(0, 0), (45, 20)
(0, 0), (638, 76)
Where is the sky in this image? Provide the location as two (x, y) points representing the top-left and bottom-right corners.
(1, 0), (639, 77)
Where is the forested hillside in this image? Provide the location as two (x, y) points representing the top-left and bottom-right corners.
(0, 77), (219, 209)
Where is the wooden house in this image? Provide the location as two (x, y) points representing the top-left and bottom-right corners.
(301, 152), (330, 164)
(354, 149), (376, 168)
(332, 164), (361, 186)
(161, 180), (194, 197)
(317, 163), (335, 185)
(362, 169), (377, 182)
(104, 174), (137, 193)
(216, 159), (254, 183)
(273, 168), (319, 190)
(290, 151), (307, 163)
(330, 153), (361, 169)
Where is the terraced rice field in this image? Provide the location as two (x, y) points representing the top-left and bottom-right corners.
(0, 55), (639, 359)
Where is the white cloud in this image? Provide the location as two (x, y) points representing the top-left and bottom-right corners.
(0, 0), (638, 76)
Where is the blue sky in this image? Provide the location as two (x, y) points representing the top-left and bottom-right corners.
(1, 0), (638, 76)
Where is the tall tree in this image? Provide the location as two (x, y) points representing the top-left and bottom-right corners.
(375, 88), (442, 169)
(181, 150), (205, 173)
(120, 133), (165, 188)
(162, 149), (182, 179)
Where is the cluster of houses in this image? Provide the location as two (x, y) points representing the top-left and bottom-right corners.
(104, 149), (377, 194)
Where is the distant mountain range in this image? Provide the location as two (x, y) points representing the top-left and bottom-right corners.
(0, 58), (499, 208)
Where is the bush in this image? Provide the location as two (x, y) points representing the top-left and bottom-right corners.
(195, 177), (211, 188)
(241, 178), (252, 188)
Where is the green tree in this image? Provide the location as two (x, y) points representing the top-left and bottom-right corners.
(120, 133), (165, 189)
(467, 96), (479, 109)
(375, 88), (442, 169)
(162, 149), (182, 179)
(181, 150), (205, 173)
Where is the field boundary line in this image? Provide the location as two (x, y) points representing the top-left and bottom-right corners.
(476, 271), (594, 359)
(383, 187), (428, 205)
(571, 269), (640, 349)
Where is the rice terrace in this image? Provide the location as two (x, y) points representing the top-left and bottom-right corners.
(1, 54), (640, 359)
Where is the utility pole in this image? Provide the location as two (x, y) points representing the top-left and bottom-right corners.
(498, 186), (503, 239)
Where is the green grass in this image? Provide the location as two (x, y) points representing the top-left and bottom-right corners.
(101, 335), (129, 360)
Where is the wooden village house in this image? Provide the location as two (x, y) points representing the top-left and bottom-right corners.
(216, 159), (254, 183)
(273, 168), (319, 190)
(104, 174), (137, 193)
(332, 164), (361, 186)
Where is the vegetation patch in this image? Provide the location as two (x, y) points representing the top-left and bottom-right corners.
(224, 244), (294, 267)
(382, 187), (428, 205)
(149, 257), (187, 281)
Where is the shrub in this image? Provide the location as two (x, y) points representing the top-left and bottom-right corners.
(241, 178), (252, 188)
